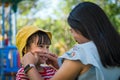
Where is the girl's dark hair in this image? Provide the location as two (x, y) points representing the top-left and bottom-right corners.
(68, 2), (120, 67)
(23, 31), (51, 56)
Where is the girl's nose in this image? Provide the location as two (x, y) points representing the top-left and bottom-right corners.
(42, 48), (48, 54)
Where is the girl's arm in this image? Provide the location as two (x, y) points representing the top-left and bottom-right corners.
(21, 52), (42, 80)
(26, 67), (43, 80)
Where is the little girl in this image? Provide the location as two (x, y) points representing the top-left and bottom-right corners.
(16, 26), (56, 80)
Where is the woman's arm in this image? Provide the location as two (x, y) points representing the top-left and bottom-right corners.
(50, 59), (83, 80)
(21, 52), (91, 80)
(26, 59), (89, 80)
(24, 59), (83, 80)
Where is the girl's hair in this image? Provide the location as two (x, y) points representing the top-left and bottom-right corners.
(68, 2), (120, 67)
(23, 31), (51, 56)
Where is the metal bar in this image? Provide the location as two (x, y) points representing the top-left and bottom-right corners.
(1, 3), (5, 47)
(8, 6), (12, 45)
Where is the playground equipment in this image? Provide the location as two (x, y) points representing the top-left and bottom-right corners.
(0, 46), (20, 80)
(0, 0), (22, 80)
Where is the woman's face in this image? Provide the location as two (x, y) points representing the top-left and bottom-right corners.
(70, 28), (89, 44)
(27, 37), (50, 64)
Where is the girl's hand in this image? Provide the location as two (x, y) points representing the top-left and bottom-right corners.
(21, 52), (38, 67)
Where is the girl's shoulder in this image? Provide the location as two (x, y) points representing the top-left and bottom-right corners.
(17, 67), (24, 73)
(39, 65), (56, 79)
(16, 67), (29, 80)
(41, 65), (56, 72)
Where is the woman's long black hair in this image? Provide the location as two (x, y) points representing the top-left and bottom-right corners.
(68, 2), (120, 67)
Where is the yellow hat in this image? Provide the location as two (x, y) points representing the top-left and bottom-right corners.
(16, 26), (52, 59)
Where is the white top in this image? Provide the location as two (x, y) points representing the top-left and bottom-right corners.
(58, 41), (120, 80)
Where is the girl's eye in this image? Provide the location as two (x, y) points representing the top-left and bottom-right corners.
(38, 44), (50, 49)
(38, 45), (43, 48)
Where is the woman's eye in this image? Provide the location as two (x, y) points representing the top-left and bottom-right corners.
(46, 46), (49, 49)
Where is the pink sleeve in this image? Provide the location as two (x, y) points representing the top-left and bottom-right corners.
(16, 68), (29, 80)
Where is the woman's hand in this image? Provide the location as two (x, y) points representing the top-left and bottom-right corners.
(46, 53), (59, 69)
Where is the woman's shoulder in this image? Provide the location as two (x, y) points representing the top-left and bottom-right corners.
(58, 41), (98, 65)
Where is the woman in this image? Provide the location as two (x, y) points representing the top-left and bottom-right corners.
(21, 2), (120, 80)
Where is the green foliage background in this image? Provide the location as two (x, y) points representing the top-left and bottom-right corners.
(16, 0), (120, 56)
(1, 0), (120, 56)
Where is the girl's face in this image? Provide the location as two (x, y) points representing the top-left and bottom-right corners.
(70, 28), (89, 44)
(27, 37), (50, 64)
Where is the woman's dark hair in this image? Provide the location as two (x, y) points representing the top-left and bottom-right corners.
(22, 31), (51, 56)
(68, 2), (120, 67)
